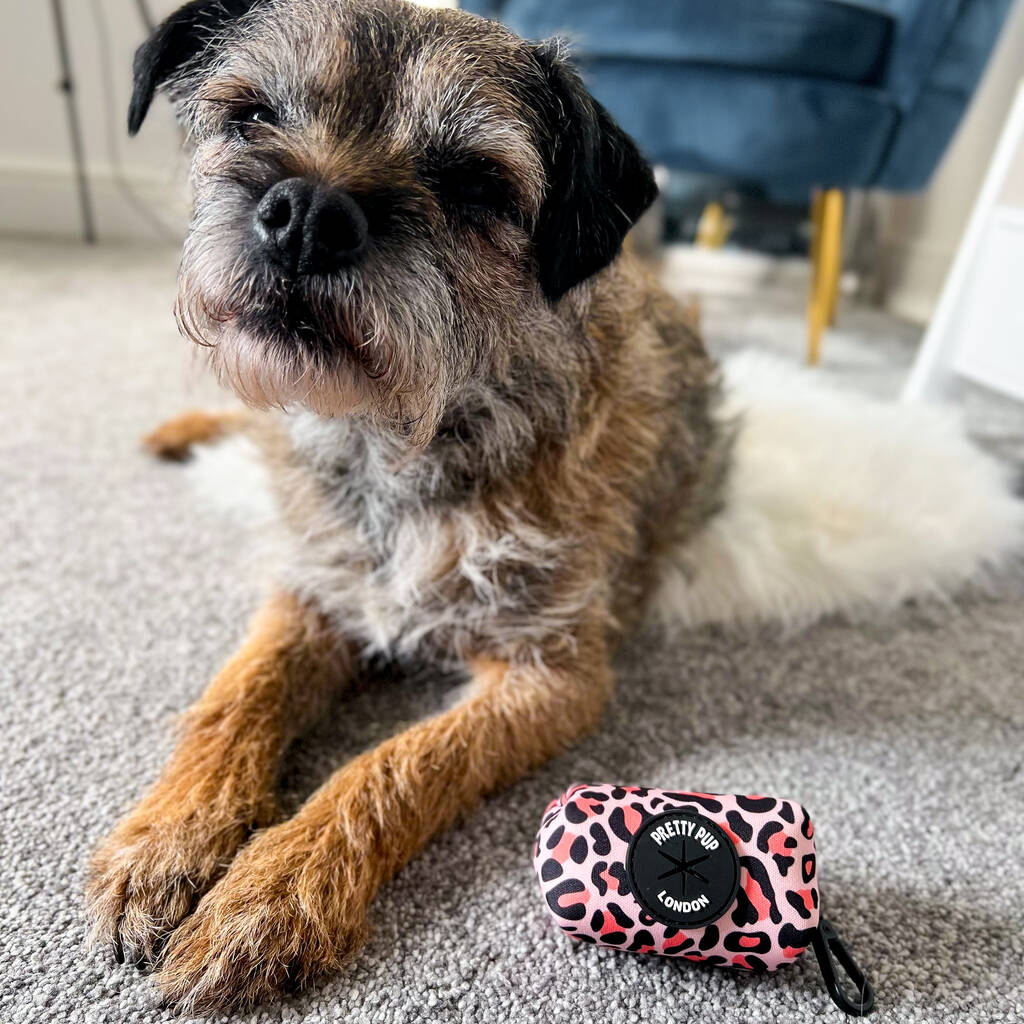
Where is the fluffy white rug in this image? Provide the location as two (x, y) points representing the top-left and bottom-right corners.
(656, 351), (1024, 627)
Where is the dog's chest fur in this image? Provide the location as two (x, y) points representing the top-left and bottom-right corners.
(265, 410), (587, 663)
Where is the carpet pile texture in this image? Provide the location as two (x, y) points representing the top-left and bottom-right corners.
(2, 241), (1022, 1023)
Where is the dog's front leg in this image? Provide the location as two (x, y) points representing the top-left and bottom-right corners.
(86, 591), (352, 966)
(155, 626), (613, 1014)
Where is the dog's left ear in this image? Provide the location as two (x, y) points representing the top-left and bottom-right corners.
(129, 0), (265, 135)
(530, 42), (658, 301)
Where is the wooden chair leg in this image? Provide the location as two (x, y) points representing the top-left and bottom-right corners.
(807, 188), (844, 365)
(696, 201), (733, 248)
(823, 190), (844, 328)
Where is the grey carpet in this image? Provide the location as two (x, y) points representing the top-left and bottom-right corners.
(2, 239), (1023, 1024)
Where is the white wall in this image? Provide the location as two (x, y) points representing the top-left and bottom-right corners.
(0, 0), (193, 242)
(877, 0), (1024, 324)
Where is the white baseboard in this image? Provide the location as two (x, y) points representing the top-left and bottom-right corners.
(0, 162), (188, 244)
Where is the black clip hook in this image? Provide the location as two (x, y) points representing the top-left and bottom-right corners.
(811, 917), (875, 1016)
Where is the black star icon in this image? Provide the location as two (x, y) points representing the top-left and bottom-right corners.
(657, 838), (710, 897)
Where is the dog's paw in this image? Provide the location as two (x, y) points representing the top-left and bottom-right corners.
(156, 823), (369, 1014)
(86, 805), (249, 967)
(142, 409), (240, 461)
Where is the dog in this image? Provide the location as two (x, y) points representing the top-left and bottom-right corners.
(86, 0), (724, 1012)
(86, 0), (1024, 1013)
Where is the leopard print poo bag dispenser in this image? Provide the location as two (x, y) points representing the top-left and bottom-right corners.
(534, 784), (875, 1016)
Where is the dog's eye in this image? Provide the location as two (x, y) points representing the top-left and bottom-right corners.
(230, 104), (279, 141)
(434, 161), (510, 215)
(448, 173), (504, 209)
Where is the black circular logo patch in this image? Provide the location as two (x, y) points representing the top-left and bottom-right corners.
(626, 809), (740, 929)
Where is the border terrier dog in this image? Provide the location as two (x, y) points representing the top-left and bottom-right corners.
(84, 0), (1024, 1012)
(87, 0), (723, 1012)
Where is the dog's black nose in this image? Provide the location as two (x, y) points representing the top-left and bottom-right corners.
(255, 178), (368, 275)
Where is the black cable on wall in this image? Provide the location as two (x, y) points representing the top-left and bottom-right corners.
(135, 0), (155, 32)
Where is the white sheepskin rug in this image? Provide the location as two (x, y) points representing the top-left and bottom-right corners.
(654, 351), (1024, 628)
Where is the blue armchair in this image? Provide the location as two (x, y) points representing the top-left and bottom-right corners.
(463, 0), (1013, 195)
(462, 0), (1014, 359)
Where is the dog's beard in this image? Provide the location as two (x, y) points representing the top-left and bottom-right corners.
(175, 207), (460, 445)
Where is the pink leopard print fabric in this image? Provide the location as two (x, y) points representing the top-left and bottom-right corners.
(533, 783), (819, 971)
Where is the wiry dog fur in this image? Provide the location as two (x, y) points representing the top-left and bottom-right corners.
(87, 0), (723, 1012)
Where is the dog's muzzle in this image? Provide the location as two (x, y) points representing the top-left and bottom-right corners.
(255, 177), (368, 277)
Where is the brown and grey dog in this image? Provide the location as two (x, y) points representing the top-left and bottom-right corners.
(86, 0), (722, 1012)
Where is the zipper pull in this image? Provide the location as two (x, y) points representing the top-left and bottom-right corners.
(811, 917), (875, 1016)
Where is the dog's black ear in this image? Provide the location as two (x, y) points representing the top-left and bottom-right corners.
(530, 42), (658, 301)
(129, 0), (264, 135)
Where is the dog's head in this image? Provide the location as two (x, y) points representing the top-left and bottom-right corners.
(132, 0), (656, 440)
